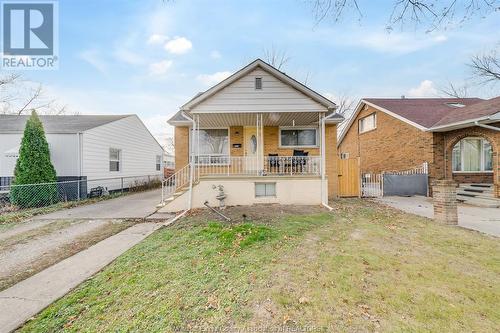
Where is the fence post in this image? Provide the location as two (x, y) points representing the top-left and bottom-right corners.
(77, 179), (80, 201)
(121, 178), (124, 193)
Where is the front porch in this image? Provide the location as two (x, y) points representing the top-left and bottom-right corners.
(164, 111), (341, 211)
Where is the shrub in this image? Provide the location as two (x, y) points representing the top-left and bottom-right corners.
(10, 111), (57, 208)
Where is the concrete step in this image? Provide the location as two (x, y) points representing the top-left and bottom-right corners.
(457, 194), (500, 208)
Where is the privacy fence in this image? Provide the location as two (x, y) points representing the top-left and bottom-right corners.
(361, 162), (429, 198)
(0, 174), (162, 210)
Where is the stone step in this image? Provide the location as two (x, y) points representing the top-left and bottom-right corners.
(459, 183), (493, 189)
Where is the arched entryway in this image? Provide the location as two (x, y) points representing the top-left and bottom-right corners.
(444, 131), (499, 199)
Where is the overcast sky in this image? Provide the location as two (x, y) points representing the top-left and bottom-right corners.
(23, 0), (500, 145)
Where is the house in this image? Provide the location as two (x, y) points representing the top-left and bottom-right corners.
(0, 114), (164, 193)
(161, 59), (344, 212)
(337, 97), (500, 205)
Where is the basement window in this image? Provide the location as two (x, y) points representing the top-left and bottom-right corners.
(255, 183), (276, 197)
(255, 77), (262, 90)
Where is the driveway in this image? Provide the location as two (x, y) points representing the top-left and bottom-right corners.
(375, 196), (500, 237)
(34, 189), (162, 220)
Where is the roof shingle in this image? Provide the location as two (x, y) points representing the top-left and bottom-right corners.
(0, 114), (131, 133)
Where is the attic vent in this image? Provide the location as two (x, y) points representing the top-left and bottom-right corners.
(446, 102), (465, 108)
(255, 77), (262, 90)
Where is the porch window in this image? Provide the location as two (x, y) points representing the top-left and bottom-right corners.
(452, 138), (493, 172)
(280, 128), (317, 147)
(193, 128), (229, 164)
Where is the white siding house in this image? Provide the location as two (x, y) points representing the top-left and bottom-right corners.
(0, 114), (164, 192)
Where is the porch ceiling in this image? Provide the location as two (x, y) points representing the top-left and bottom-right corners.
(193, 112), (321, 127)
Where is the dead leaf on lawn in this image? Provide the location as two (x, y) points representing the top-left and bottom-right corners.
(205, 295), (220, 310)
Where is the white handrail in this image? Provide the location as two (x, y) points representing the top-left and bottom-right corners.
(161, 164), (195, 202)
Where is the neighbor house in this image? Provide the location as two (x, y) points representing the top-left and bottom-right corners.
(161, 59), (344, 212)
(337, 97), (500, 205)
(0, 114), (164, 193)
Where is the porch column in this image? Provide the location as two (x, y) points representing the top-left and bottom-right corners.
(174, 126), (189, 172)
(325, 123), (339, 199)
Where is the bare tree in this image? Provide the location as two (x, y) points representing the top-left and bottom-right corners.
(469, 49), (500, 85)
(163, 136), (175, 156)
(440, 81), (469, 98)
(334, 92), (356, 117)
(0, 74), (67, 115)
(309, 0), (499, 31)
(263, 46), (291, 70)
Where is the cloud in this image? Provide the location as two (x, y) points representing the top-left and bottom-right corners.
(113, 48), (145, 65)
(164, 37), (192, 55)
(149, 59), (173, 76)
(147, 34), (169, 45)
(196, 71), (232, 86)
(78, 49), (108, 74)
(407, 80), (437, 97)
(332, 31), (448, 55)
(210, 50), (222, 59)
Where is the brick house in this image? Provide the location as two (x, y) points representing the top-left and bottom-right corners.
(337, 97), (500, 203)
(159, 59), (344, 212)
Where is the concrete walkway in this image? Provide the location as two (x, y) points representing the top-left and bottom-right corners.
(34, 189), (162, 220)
(0, 222), (162, 333)
(375, 196), (500, 237)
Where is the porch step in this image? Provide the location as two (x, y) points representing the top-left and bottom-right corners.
(457, 195), (500, 208)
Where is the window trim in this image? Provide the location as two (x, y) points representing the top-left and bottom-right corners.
(190, 127), (231, 165)
(278, 126), (319, 148)
(156, 155), (162, 171)
(452, 137), (493, 173)
(255, 77), (262, 90)
(255, 182), (276, 198)
(109, 148), (122, 172)
(358, 113), (377, 134)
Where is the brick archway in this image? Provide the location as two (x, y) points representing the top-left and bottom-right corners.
(443, 129), (499, 198)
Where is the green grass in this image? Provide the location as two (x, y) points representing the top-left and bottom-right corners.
(19, 200), (500, 332)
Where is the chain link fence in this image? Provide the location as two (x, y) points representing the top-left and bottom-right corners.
(0, 174), (162, 212)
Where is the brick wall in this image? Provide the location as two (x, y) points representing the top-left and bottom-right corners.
(432, 179), (458, 225)
(338, 104), (433, 173)
(174, 126), (189, 172)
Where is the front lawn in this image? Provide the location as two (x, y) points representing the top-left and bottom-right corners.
(20, 200), (500, 332)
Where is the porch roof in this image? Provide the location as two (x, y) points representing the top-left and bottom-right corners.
(183, 111), (339, 127)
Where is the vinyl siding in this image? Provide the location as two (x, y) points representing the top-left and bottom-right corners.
(192, 68), (326, 113)
(82, 116), (163, 180)
(0, 133), (79, 177)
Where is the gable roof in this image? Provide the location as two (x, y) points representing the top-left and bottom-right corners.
(0, 114), (132, 134)
(175, 58), (336, 114)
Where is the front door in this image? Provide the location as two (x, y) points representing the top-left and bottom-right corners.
(244, 126), (260, 173)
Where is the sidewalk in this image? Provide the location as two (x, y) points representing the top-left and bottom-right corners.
(375, 196), (500, 237)
(0, 222), (162, 333)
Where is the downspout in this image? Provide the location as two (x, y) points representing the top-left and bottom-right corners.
(182, 111), (196, 211)
(474, 121), (500, 132)
(321, 114), (333, 211)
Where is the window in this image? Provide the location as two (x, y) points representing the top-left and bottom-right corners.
(255, 183), (276, 197)
(192, 128), (229, 164)
(255, 77), (262, 90)
(156, 155), (162, 171)
(359, 113), (376, 133)
(109, 148), (121, 172)
(280, 128), (317, 147)
(452, 138), (493, 172)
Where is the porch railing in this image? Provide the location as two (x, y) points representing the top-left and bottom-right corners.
(161, 164), (196, 202)
(195, 155), (321, 177)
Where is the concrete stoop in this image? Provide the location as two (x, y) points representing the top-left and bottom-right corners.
(457, 184), (500, 208)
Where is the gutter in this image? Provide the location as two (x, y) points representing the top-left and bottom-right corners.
(474, 121), (500, 132)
